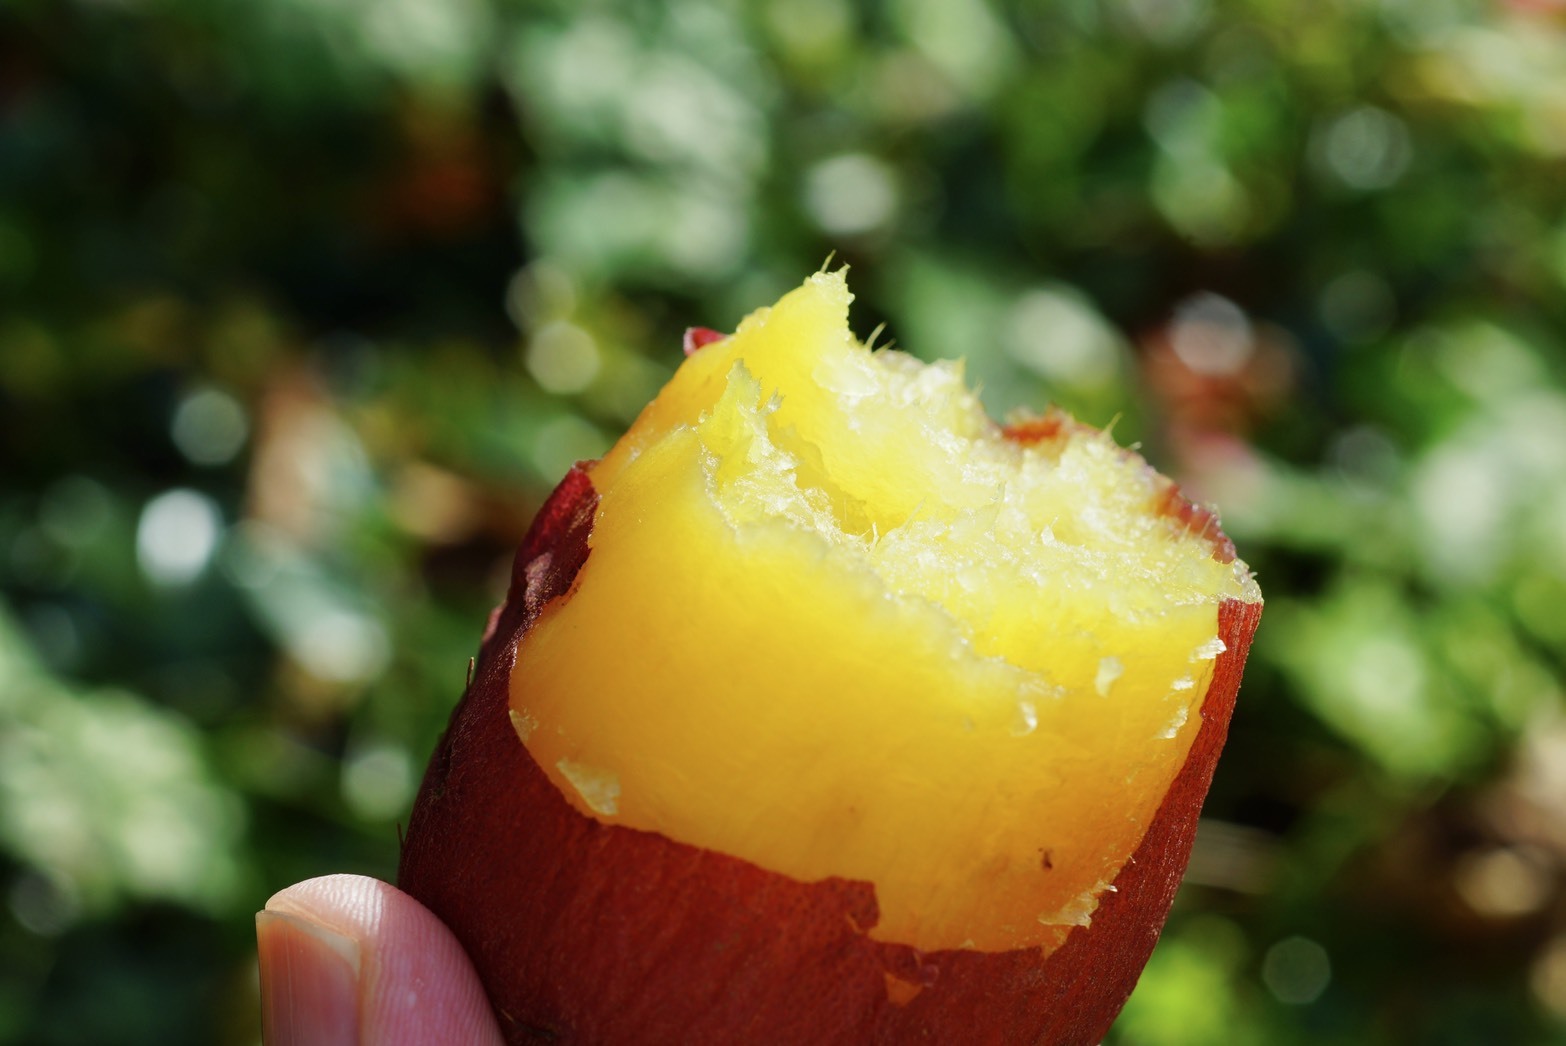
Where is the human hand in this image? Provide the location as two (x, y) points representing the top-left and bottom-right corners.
(256, 874), (505, 1045)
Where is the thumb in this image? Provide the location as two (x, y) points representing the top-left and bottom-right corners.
(257, 874), (504, 1046)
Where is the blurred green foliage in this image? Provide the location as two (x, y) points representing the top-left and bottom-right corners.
(4, 0), (1566, 1042)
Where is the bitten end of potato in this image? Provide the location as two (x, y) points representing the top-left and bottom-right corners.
(401, 270), (1262, 1045)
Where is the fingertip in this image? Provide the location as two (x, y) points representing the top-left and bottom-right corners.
(259, 875), (504, 1046)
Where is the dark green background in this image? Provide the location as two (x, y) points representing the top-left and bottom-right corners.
(4, 0), (1566, 1042)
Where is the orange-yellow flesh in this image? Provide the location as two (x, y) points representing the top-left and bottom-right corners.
(510, 271), (1260, 954)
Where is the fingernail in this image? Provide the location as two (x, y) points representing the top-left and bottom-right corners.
(257, 910), (362, 1046)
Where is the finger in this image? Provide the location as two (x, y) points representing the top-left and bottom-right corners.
(259, 874), (505, 1046)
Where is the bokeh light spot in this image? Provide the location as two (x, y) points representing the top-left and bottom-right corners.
(804, 154), (899, 236)
(342, 741), (415, 822)
(532, 415), (610, 481)
(1170, 293), (1253, 376)
(1005, 286), (1123, 387)
(526, 321), (601, 395)
(171, 386), (249, 466)
(7, 872), (80, 937)
(1318, 106), (1411, 190)
(291, 608), (389, 685)
(136, 489), (222, 587)
(1454, 845), (1553, 919)
(1262, 936), (1331, 1005)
